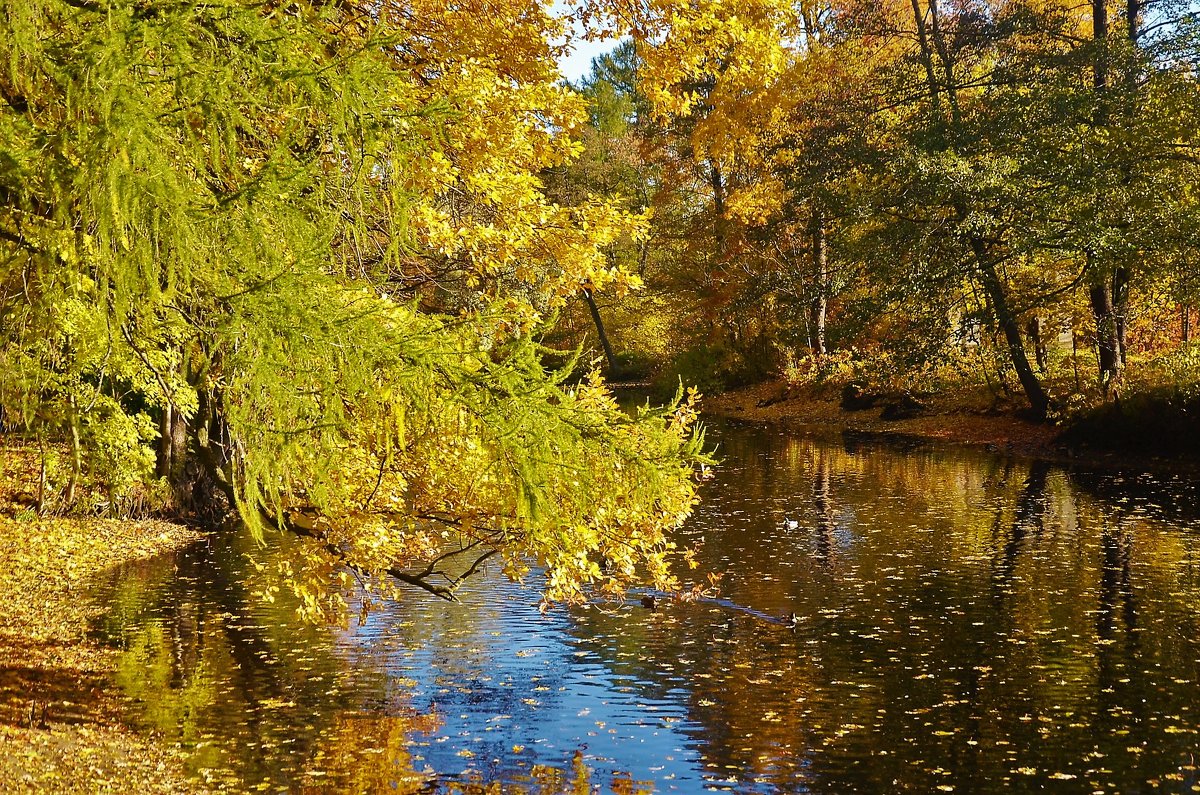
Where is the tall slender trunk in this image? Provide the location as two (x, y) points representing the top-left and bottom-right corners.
(927, 0), (963, 129)
(973, 238), (1051, 418)
(65, 393), (81, 506)
(581, 289), (619, 375)
(1093, 0), (1109, 96)
(1114, 266), (1129, 366)
(710, 163), (727, 258)
(909, 0), (942, 119)
(1088, 0), (1127, 391)
(809, 205), (828, 357)
(1026, 315), (1048, 373)
(36, 432), (47, 514)
(1089, 263), (1122, 391)
(1126, 0), (1141, 44)
(1183, 304), (1192, 342)
(1072, 322), (1083, 392)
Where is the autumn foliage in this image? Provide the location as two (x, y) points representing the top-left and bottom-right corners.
(0, 0), (708, 615)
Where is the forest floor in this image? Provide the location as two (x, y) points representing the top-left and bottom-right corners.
(0, 448), (206, 793)
(705, 379), (1198, 473)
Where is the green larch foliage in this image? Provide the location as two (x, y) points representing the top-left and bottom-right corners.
(0, 0), (708, 615)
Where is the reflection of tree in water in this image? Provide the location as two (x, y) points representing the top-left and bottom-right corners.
(813, 448), (836, 569)
(992, 459), (1050, 592)
(608, 428), (1200, 792)
(95, 532), (395, 789)
(1093, 511), (1149, 786)
(1071, 469), (1200, 524)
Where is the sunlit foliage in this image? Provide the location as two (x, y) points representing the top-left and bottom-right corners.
(0, 0), (708, 613)
(565, 0), (1200, 418)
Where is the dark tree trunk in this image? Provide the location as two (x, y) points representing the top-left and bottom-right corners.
(65, 393), (81, 507)
(1126, 0), (1141, 43)
(1089, 257), (1126, 392)
(1026, 315), (1048, 373)
(710, 164), (726, 216)
(1183, 305), (1192, 342)
(1093, 0), (1109, 97)
(809, 205), (828, 357)
(1087, 1), (1125, 392)
(710, 163), (728, 258)
(157, 402), (189, 486)
(927, 0), (963, 128)
(1072, 322), (1083, 391)
(582, 289), (619, 375)
(974, 239), (1051, 419)
(1090, 280), (1122, 388)
(156, 382), (237, 525)
(910, 0), (942, 118)
(1114, 266), (1129, 366)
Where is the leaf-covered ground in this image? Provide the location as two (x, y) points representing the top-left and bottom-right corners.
(0, 502), (206, 792)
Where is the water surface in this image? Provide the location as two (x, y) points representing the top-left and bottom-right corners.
(92, 422), (1200, 792)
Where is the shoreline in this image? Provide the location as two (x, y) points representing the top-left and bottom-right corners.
(0, 514), (206, 793)
(703, 380), (1200, 475)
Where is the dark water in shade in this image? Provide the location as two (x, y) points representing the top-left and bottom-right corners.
(89, 422), (1200, 793)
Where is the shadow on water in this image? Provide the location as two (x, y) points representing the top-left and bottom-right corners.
(89, 420), (1200, 793)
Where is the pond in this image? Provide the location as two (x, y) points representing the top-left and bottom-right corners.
(90, 421), (1200, 792)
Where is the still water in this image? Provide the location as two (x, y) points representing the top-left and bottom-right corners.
(91, 422), (1200, 792)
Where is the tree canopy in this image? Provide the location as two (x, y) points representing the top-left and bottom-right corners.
(0, 0), (708, 616)
(565, 0), (1200, 420)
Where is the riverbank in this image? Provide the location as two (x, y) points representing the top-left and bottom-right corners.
(0, 513), (205, 793)
(704, 379), (1198, 473)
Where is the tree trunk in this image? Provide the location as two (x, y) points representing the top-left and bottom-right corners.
(710, 163), (728, 258)
(1072, 322), (1083, 392)
(36, 433), (47, 514)
(1026, 315), (1048, 373)
(1089, 256), (1124, 393)
(1087, 1), (1125, 392)
(1114, 266), (1129, 366)
(809, 205), (828, 357)
(1127, 0), (1141, 44)
(582, 289), (619, 375)
(154, 381), (237, 525)
(926, 0), (963, 129)
(1093, 0), (1109, 98)
(1090, 283), (1122, 389)
(909, 0), (942, 119)
(1183, 304), (1191, 342)
(1089, 273), (1127, 389)
(65, 393), (81, 506)
(157, 401), (191, 508)
(973, 239), (1051, 419)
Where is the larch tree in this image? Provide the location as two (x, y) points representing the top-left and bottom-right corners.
(0, 0), (708, 617)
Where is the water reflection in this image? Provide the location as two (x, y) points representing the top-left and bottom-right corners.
(91, 422), (1200, 792)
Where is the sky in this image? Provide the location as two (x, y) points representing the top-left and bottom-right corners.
(557, 36), (616, 84)
(550, 0), (617, 85)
